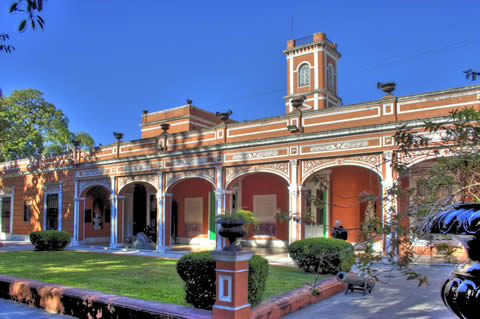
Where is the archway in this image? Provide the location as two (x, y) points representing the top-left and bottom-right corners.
(226, 172), (289, 248)
(119, 181), (157, 245)
(168, 177), (216, 247)
(302, 165), (382, 243)
(397, 158), (467, 259)
(79, 185), (112, 244)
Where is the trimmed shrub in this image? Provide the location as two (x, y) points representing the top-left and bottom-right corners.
(248, 254), (269, 307)
(30, 230), (71, 251)
(288, 237), (355, 274)
(176, 252), (216, 309)
(176, 252), (269, 310)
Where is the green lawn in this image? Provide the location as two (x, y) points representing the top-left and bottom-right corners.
(0, 251), (324, 306)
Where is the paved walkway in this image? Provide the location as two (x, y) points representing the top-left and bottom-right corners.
(0, 299), (73, 318)
(285, 265), (456, 319)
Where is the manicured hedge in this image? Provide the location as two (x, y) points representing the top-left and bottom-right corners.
(248, 255), (269, 307)
(30, 230), (71, 251)
(176, 252), (269, 309)
(288, 237), (355, 274)
(176, 252), (216, 309)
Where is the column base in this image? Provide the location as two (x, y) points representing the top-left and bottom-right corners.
(213, 304), (250, 319)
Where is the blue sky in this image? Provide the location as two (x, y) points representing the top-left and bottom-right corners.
(1, 0), (479, 146)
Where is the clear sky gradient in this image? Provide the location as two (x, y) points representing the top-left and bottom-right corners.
(1, 0), (479, 146)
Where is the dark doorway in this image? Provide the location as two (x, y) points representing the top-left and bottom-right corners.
(133, 184), (147, 234)
(46, 194), (58, 230)
(1, 197), (11, 233)
(171, 199), (178, 243)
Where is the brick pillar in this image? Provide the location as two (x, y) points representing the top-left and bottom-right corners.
(211, 250), (253, 319)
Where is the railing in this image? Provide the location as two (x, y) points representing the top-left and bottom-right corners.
(294, 35), (313, 46)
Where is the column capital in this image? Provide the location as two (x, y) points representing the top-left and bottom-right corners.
(215, 189), (224, 199)
(288, 185), (299, 197)
(383, 150), (394, 161)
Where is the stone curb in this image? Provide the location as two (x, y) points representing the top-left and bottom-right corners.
(252, 278), (345, 319)
(0, 274), (344, 319)
(0, 274), (211, 319)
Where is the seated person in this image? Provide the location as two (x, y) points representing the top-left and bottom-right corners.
(332, 220), (348, 240)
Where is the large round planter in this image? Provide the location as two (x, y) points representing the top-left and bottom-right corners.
(217, 218), (246, 251)
(424, 204), (480, 319)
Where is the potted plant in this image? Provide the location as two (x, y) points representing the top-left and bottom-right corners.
(216, 210), (257, 251)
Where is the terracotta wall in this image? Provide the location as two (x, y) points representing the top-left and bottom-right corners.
(171, 178), (214, 238)
(240, 173), (289, 241)
(4, 170), (75, 236)
(329, 166), (381, 242)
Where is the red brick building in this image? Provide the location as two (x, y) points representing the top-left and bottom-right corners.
(0, 32), (479, 254)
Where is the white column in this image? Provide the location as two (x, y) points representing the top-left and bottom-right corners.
(109, 176), (117, 248)
(165, 193), (173, 248)
(383, 151), (395, 254)
(314, 49), (319, 90)
(119, 195), (125, 246)
(289, 56), (294, 97)
(72, 179), (79, 245)
(9, 187), (14, 236)
(43, 190), (47, 230)
(288, 159), (299, 244)
(58, 184), (63, 231)
(156, 171), (164, 253)
(80, 197), (86, 242)
(110, 193), (117, 248)
(156, 192), (164, 252)
(215, 166), (224, 250)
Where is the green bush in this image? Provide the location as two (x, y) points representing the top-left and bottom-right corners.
(29, 230), (71, 251)
(176, 252), (216, 309)
(288, 237), (355, 274)
(248, 255), (269, 306)
(176, 252), (269, 309)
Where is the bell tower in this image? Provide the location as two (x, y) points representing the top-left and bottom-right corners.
(283, 32), (342, 113)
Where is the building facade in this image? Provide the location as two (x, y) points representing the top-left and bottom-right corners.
(1, 32), (479, 253)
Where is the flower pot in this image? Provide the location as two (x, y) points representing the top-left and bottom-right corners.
(217, 218), (246, 251)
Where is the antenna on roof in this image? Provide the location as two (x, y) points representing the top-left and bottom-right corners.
(290, 16), (294, 38)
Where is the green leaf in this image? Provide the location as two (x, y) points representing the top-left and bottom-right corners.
(19, 20), (27, 32)
(9, 3), (18, 13)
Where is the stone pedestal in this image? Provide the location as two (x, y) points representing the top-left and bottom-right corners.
(211, 250), (253, 319)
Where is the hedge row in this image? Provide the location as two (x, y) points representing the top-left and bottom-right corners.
(30, 230), (70, 251)
(176, 252), (268, 309)
(288, 237), (355, 274)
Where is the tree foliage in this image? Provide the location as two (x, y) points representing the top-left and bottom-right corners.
(0, 89), (94, 161)
(1, 0), (46, 53)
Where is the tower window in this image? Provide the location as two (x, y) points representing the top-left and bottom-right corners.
(298, 63), (310, 87)
(327, 64), (335, 92)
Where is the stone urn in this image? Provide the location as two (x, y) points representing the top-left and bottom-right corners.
(423, 203), (480, 319)
(217, 217), (246, 251)
(377, 82), (396, 94)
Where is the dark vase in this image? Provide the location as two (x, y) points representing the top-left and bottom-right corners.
(377, 82), (396, 94)
(423, 204), (480, 319)
(217, 218), (246, 251)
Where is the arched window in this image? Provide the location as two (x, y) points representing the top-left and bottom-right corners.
(327, 64), (335, 92)
(298, 63), (310, 87)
